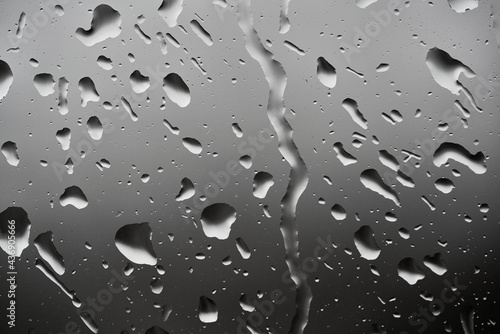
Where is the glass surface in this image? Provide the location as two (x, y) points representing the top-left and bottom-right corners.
(0, 0), (499, 333)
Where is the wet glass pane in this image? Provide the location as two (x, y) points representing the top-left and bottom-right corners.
(0, 0), (499, 333)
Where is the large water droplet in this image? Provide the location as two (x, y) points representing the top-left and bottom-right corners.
(56, 128), (71, 151)
(198, 296), (218, 323)
(158, 0), (184, 28)
(1, 141), (19, 166)
(0, 60), (13, 101)
(423, 253), (447, 276)
(433, 142), (486, 174)
(75, 4), (121, 46)
(434, 178), (455, 194)
(397, 257), (425, 285)
(59, 186), (88, 209)
(360, 169), (400, 206)
(200, 203), (237, 240)
(146, 325), (169, 334)
(354, 225), (381, 260)
(342, 98), (368, 130)
(190, 20), (213, 46)
(78, 77), (100, 107)
(176, 177), (195, 201)
(34, 231), (65, 275)
(87, 116), (103, 140)
(253, 171), (274, 198)
(182, 137), (202, 154)
(448, 0), (478, 13)
(236, 237), (251, 259)
(317, 57), (337, 88)
(0, 207), (31, 257)
(330, 204), (347, 221)
(130, 70), (150, 94)
(33, 73), (55, 96)
(115, 222), (158, 265)
(163, 73), (190, 107)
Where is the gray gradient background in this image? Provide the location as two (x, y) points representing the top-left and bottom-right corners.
(0, 0), (499, 333)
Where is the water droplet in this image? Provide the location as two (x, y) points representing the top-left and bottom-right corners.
(158, 0), (184, 28)
(33, 73), (55, 96)
(163, 73), (190, 107)
(397, 257), (425, 285)
(190, 19), (213, 46)
(0, 60), (14, 100)
(342, 98), (368, 130)
(333, 142), (357, 166)
(0, 207), (31, 257)
(253, 171), (274, 198)
(360, 169), (400, 206)
(434, 178), (455, 194)
(97, 55), (113, 70)
(448, 0), (478, 13)
(56, 128), (71, 151)
(317, 57), (337, 88)
(200, 203), (237, 240)
(130, 70), (150, 94)
(87, 116), (103, 140)
(182, 137), (202, 154)
(330, 204), (347, 221)
(76, 4), (122, 46)
(115, 222), (158, 265)
(60, 186), (88, 209)
(150, 278), (163, 294)
(423, 253), (447, 276)
(78, 77), (100, 107)
(176, 177), (195, 201)
(34, 231), (65, 275)
(198, 296), (218, 323)
(354, 225), (381, 260)
(433, 142), (486, 174)
(1, 141), (19, 166)
(236, 237), (251, 259)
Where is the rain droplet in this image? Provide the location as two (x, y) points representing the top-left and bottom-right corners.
(423, 253), (447, 276)
(342, 98), (368, 130)
(330, 204), (347, 221)
(236, 237), (251, 259)
(354, 225), (381, 260)
(253, 171), (274, 198)
(0, 60), (14, 100)
(75, 4), (122, 47)
(87, 116), (103, 140)
(130, 70), (150, 94)
(360, 169), (400, 206)
(34, 231), (65, 275)
(397, 257), (425, 285)
(163, 73), (190, 107)
(97, 55), (113, 70)
(115, 222), (158, 266)
(78, 77), (100, 107)
(56, 128), (71, 150)
(0, 207), (31, 257)
(1, 141), (19, 166)
(198, 296), (218, 323)
(182, 137), (202, 154)
(158, 0), (184, 28)
(317, 57), (337, 88)
(60, 186), (88, 209)
(434, 178), (455, 194)
(33, 73), (55, 96)
(200, 203), (237, 240)
(176, 177), (195, 201)
(433, 142), (486, 174)
(190, 19), (213, 46)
